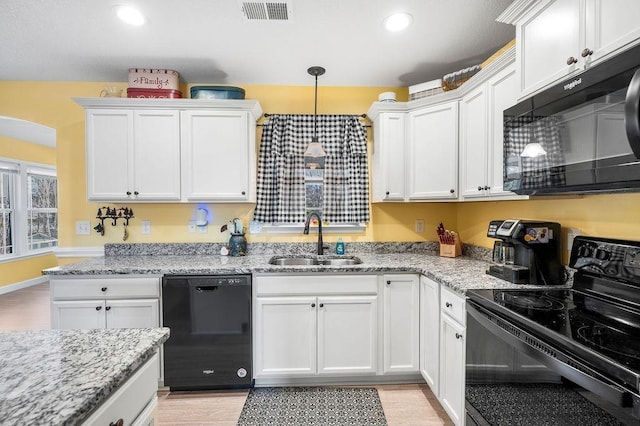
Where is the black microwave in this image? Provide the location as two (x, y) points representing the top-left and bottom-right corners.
(503, 43), (640, 195)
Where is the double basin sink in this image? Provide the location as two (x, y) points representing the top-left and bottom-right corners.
(268, 255), (362, 266)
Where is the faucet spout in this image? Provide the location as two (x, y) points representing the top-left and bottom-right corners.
(304, 211), (327, 255)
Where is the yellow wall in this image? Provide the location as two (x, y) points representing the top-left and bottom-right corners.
(3, 79), (640, 288)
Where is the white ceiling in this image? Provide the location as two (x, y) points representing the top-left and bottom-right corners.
(0, 0), (515, 87)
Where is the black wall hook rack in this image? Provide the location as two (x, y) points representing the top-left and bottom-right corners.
(94, 206), (134, 236)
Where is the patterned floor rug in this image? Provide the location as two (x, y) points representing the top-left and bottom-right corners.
(237, 386), (388, 425)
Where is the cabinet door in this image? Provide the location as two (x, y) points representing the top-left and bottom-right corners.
(133, 110), (181, 201)
(372, 112), (406, 201)
(586, 0), (640, 66)
(487, 63), (519, 197)
(52, 300), (107, 329)
(439, 313), (465, 426)
(254, 297), (317, 377)
(86, 109), (133, 201)
(383, 275), (419, 373)
(317, 295), (378, 375)
(517, 0), (583, 97)
(459, 86), (488, 199)
(407, 102), (458, 200)
(106, 299), (159, 329)
(181, 110), (254, 202)
(420, 277), (440, 394)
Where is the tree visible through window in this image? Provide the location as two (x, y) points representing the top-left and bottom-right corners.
(28, 170), (58, 250)
(0, 160), (57, 257)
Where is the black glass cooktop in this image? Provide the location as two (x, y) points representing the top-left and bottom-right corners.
(467, 288), (640, 379)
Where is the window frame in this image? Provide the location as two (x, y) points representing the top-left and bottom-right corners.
(0, 158), (57, 262)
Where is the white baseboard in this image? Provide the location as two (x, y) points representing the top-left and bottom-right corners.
(54, 246), (105, 258)
(0, 275), (49, 295)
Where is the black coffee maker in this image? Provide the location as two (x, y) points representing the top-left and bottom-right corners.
(486, 219), (564, 285)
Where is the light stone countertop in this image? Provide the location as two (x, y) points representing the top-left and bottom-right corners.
(43, 251), (571, 294)
(0, 328), (169, 425)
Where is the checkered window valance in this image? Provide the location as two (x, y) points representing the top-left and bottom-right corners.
(253, 114), (370, 224)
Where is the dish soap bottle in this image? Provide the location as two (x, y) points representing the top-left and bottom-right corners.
(335, 237), (345, 255)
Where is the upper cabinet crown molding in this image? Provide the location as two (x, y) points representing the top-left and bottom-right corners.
(73, 98), (263, 121)
(0, 116), (56, 147)
(496, 0), (541, 25)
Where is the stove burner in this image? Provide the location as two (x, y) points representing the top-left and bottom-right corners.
(496, 292), (565, 311)
(576, 325), (640, 362)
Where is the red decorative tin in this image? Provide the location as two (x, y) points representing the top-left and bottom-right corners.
(126, 88), (183, 99)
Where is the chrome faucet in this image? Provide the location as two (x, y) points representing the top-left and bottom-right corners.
(304, 211), (328, 255)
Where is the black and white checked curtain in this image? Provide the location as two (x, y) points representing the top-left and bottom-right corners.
(253, 114), (370, 223)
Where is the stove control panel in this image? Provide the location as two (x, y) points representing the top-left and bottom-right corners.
(571, 236), (640, 282)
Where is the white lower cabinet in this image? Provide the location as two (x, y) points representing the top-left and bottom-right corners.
(438, 286), (466, 426)
(49, 276), (163, 384)
(383, 274), (420, 373)
(253, 274), (378, 379)
(50, 276), (160, 330)
(419, 276), (440, 393)
(82, 352), (160, 426)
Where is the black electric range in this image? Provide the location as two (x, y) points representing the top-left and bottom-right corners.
(466, 236), (640, 425)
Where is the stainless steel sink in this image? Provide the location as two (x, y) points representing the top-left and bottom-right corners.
(268, 256), (319, 266)
(268, 256), (362, 266)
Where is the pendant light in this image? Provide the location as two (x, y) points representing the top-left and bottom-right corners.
(304, 66), (327, 158)
(520, 121), (547, 158)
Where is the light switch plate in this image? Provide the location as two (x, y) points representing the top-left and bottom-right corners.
(75, 221), (91, 235)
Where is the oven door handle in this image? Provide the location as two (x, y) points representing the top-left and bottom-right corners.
(625, 68), (640, 159)
(467, 301), (633, 408)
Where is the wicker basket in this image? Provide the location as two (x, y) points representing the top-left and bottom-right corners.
(442, 64), (482, 91)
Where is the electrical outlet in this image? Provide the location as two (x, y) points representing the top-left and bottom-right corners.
(141, 220), (151, 235)
(415, 219), (425, 233)
(188, 221), (196, 233)
(566, 227), (581, 251)
(75, 221), (91, 235)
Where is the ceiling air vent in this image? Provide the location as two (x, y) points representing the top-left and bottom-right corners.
(239, 1), (292, 21)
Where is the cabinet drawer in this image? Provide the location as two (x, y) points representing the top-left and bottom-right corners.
(82, 352), (159, 425)
(254, 274), (378, 296)
(51, 277), (160, 300)
(440, 285), (465, 325)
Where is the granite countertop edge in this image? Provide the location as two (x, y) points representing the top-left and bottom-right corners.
(0, 328), (170, 425)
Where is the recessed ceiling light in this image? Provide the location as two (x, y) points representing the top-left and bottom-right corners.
(115, 5), (146, 26)
(384, 12), (412, 32)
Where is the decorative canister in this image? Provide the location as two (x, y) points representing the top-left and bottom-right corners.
(228, 233), (247, 256)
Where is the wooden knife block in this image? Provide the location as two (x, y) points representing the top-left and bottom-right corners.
(439, 235), (462, 258)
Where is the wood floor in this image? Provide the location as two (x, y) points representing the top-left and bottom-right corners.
(0, 282), (453, 425)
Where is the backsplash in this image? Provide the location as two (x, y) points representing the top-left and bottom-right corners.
(104, 241), (492, 260)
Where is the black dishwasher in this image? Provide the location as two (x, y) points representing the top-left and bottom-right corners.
(162, 275), (252, 390)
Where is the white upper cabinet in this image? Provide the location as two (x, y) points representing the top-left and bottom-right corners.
(459, 56), (525, 201)
(407, 101), (459, 200)
(181, 110), (255, 202)
(76, 98), (262, 203)
(371, 112), (406, 202)
(499, 0), (640, 99)
(368, 46), (521, 203)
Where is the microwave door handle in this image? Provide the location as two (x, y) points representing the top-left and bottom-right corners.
(625, 68), (640, 158)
